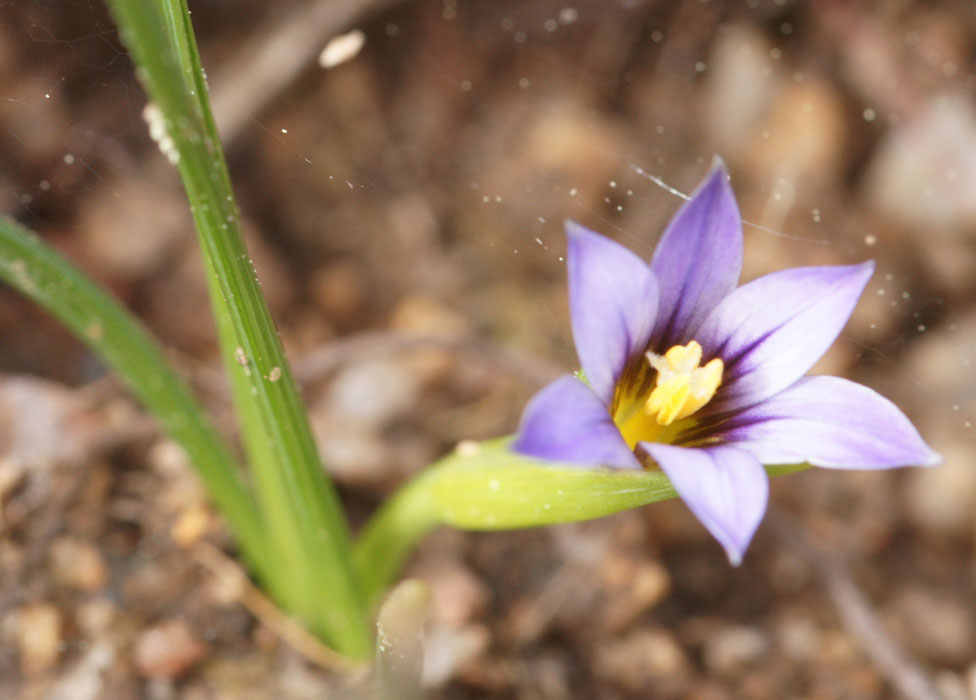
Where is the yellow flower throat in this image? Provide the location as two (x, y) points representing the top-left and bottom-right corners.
(613, 340), (724, 449)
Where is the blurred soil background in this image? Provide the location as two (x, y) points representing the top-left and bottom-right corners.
(1, 0), (975, 697)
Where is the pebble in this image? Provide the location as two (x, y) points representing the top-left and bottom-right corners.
(703, 626), (769, 676)
(422, 624), (490, 689)
(893, 588), (974, 664)
(46, 640), (115, 700)
(776, 615), (821, 661)
(133, 619), (207, 680)
(170, 504), (211, 547)
(48, 536), (107, 592)
(865, 94), (976, 233)
(598, 554), (671, 632)
(415, 560), (490, 627)
(308, 260), (366, 324)
(16, 602), (62, 675)
(75, 597), (116, 636)
(323, 359), (421, 430)
(905, 437), (976, 536)
(594, 628), (690, 693)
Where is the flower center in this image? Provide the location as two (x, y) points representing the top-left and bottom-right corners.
(612, 340), (724, 451)
(644, 341), (723, 426)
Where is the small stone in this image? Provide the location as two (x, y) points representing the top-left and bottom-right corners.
(598, 552), (671, 632)
(893, 588), (974, 664)
(703, 625), (769, 676)
(422, 624), (490, 689)
(75, 598), (116, 636)
(905, 436), (976, 536)
(415, 560), (490, 627)
(133, 619), (207, 680)
(16, 602), (62, 675)
(0, 456), (25, 505)
(934, 671), (970, 700)
(48, 537), (107, 592)
(966, 663), (976, 699)
(170, 505), (211, 547)
(45, 641), (115, 700)
(314, 421), (389, 487)
(323, 359), (420, 430)
(865, 95), (976, 233)
(594, 628), (690, 693)
(308, 261), (366, 324)
(777, 615), (820, 661)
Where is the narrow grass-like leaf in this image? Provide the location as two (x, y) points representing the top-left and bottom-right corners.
(0, 217), (267, 571)
(105, 0), (370, 654)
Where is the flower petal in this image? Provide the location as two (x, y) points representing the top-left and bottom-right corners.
(642, 443), (768, 565)
(697, 262), (874, 412)
(650, 160), (743, 347)
(566, 221), (659, 405)
(717, 375), (943, 468)
(513, 375), (642, 470)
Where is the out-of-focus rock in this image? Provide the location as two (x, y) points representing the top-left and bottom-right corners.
(0, 456), (25, 509)
(321, 358), (421, 430)
(905, 435), (976, 536)
(390, 295), (470, 383)
(75, 598), (116, 637)
(967, 663), (976, 700)
(313, 420), (389, 487)
(48, 536), (108, 592)
(900, 312), (976, 411)
(308, 259), (367, 325)
(15, 601), (62, 676)
(0, 375), (91, 470)
(414, 559), (490, 627)
(892, 587), (974, 664)
(704, 25), (774, 161)
(776, 615), (821, 661)
(170, 504), (212, 547)
(422, 624), (490, 689)
(597, 552), (671, 632)
(705, 24), (846, 207)
(594, 628), (690, 694)
(934, 672), (971, 700)
(78, 184), (188, 280)
(133, 619), (207, 680)
(46, 640), (115, 700)
(864, 95), (976, 233)
(703, 625), (770, 676)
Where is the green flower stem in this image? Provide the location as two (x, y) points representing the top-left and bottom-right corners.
(354, 439), (810, 604)
(0, 217), (267, 572)
(105, 0), (369, 655)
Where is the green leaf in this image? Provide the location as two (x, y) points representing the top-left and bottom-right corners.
(354, 437), (810, 603)
(0, 216), (267, 572)
(104, 0), (369, 655)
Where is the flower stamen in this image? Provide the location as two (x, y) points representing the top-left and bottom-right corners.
(645, 341), (723, 425)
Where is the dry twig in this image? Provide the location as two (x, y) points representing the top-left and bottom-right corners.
(191, 541), (368, 675)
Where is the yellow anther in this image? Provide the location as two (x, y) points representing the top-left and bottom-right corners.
(644, 341), (723, 425)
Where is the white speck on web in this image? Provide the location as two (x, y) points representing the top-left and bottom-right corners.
(319, 29), (366, 69)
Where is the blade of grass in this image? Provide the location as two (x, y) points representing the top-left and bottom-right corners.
(105, 0), (370, 655)
(0, 216), (267, 574)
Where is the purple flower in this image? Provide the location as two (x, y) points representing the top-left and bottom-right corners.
(513, 161), (941, 564)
